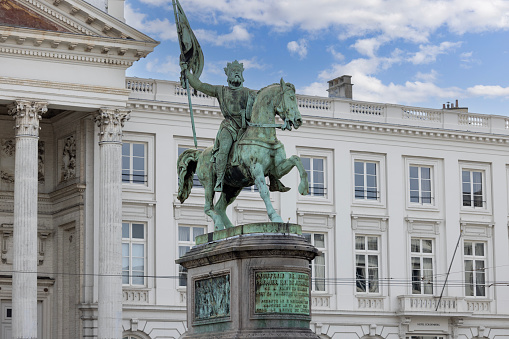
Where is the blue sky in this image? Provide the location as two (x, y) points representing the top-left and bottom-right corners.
(124, 0), (509, 116)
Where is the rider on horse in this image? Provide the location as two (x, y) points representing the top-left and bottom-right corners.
(183, 60), (256, 192)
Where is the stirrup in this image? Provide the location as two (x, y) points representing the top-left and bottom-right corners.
(214, 180), (223, 192)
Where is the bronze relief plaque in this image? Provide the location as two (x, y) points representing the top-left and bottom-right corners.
(194, 274), (230, 321)
(254, 271), (310, 315)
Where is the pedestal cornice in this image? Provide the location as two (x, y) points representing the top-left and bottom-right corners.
(7, 100), (48, 137)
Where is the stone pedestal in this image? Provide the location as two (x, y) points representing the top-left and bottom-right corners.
(176, 223), (320, 339)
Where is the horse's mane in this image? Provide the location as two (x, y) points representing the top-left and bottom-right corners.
(257, 82), (296, 95)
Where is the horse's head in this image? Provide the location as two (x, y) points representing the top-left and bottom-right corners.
(275, 78), (302, 131)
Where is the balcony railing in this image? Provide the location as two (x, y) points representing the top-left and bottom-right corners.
(126, 77), (509, 136)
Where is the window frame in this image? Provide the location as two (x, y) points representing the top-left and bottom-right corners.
(177, 224), (207, 288)
(463, 240), (487, 298)
(122, 221), (147, 287)
(409, 238), (435, 295)
(351, 153), (386, 207)
(404, 158), (441, 211)
(354, 234), (381, 295)
(460, 162), (491, 213)
(122, 133), (154, 193)
(302, 232), (327, 293)
(297, 148), (334, 204)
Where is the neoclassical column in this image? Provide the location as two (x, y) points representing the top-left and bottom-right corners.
(8, 100), (47, 339)
(94, 108), (130, 339)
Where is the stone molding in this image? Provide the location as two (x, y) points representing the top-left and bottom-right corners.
(0, 76), (131, 95)
(8, 100), (48, 137)
(95, 108), (130, 143)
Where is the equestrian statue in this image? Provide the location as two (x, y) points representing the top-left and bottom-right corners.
(173, 0), (309, 230)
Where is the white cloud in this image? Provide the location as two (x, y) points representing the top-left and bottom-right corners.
(195, 25), (251, 46)
(326, 46), (344, 61)
(174, 0), (509, 44)
(238, 57), (268, 70)
(351, 37), (386, 57)
(467, 85), (509, 98)
(299, 82), (328, 96)
(125, 3), (176, 41)
(287, 39), (308, 59)
(415, 70), (438, 82)
(146, 56), (181, 78)
(409, 41), (462, 64)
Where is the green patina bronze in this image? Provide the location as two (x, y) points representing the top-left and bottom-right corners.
(195, 222), (302, 245)
(173, 0), (309, 231)
(194, 274), (231, 322)
(255, 271), (310, 315)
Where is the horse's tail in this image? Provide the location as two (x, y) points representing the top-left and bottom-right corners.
(177, 149), (202, 203)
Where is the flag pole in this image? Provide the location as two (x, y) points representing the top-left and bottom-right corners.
(172, 0), (198, 149)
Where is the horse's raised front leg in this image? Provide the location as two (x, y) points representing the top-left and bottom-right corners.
(274, 155), (309, 196)
(251, 163), (283, 222)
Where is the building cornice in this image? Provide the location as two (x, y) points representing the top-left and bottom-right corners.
(126, 99), (509, 146)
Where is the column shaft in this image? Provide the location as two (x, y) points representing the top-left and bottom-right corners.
(95, 108), (130, 339)
(8, 100), (47, 339)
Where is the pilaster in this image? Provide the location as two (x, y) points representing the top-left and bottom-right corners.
(94, 108), (130, 339)
(8, 99), (47, 339)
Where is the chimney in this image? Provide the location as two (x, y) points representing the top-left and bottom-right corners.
(443, 99), (468, 112)
(327, 75), (353, 99)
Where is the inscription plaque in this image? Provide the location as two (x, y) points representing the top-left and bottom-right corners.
(194, 274), (230, 321)
(255, 271), (309, 315)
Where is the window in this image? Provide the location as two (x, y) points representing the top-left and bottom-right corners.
(410, 238), (434, 295)
(464, 241), (486, 297)
(409, 166), (432, 204)
(462, 170), (484, 208)
(406, 336), (445, 339)
(354, 161), (378, 200)
(301, 157), (325, 197)
(178, 147), (203, 188)
(303, 233), (326, 292)
(122, 142), (147, 184)
(355, 235), (380, 294)
(178, 225), (206, 287)
(122, 222), (146, 286)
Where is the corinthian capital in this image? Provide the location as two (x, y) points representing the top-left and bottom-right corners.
(8, 100), (48, 137)
(94, 108), (130, 143)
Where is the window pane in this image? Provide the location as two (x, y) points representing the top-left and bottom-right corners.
(303, 233), (311, 243)
(122, 223), (129, 238)
(473, 171), (482, 184)
(301, 157), (310, 170)
(367, 237), (378, 251)
(132, 224), (144, 239)
(132, 257), (144, 271)
(421, 167), (430, 179)
(354, 161), (364, 174)
(355, 236), (365, 250)
(122, 243), (129, 257)
(421, 179), (431, 192)
(133, 143), (144, 157)
(314, 234), (325, 248)
(366, 175), (376, 188)
(422, 239), (432, 253)
(314, 253), (325, 265)
(411, 239), (420, 253)
(313, 158), (324, 171)
(462, 170), (470, 183)
(410, 166), (418, 178)
(475, 243), (484, 256)
(410, 178), (419, 191)
(193, 227), (205, 240)
(464, 242), (473, 255)
(122, 143), (130, 156)
(133, 157), (144, 171)
(355, 174), (364, 187)
(462, 183), (471, 193)
(179, 226), (190, 242)
(132, 244), (144, 257)
(122, 157), (130, 170)
(366, 162), (376, 175)
(179, 246), (190, 257)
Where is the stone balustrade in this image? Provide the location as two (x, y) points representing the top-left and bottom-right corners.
(126, 77), (509, 136)
(357, 296), (385, 310)
(311, 295), (331, 309)
(122, 288), (149, 304)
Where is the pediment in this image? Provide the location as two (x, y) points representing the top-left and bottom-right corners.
(0, 0), (156, 42)
(0, 0), (73, 33)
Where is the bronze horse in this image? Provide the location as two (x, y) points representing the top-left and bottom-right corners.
(177, 79), (309, 230)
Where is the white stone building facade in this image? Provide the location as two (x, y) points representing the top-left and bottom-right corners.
(2, 0), (509, 338)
